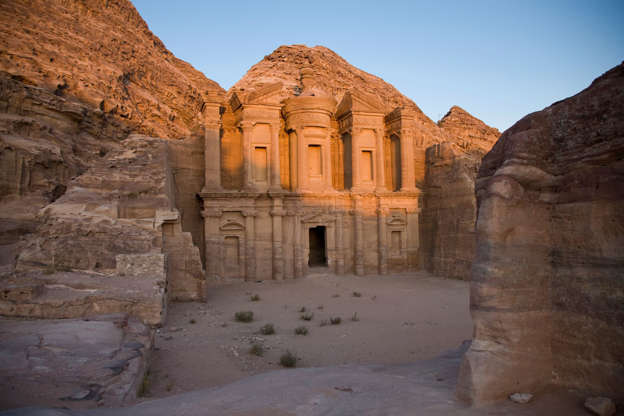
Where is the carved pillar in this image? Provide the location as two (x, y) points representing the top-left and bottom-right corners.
(240, 122), (254, 190)
(375, 128), (386, 192)
(289, 131), (298, 191)
(296, 126), (307, 191)
(202, 208), (222, 280)
(204, 104), (222, 191)
(294, 214), (303, 278)
(335, 212), (345, 274)
(377, 205), (388, 275)
(400, 128), (416, 191)
(351, 128), (361, 191)
(270, 121), (281, 191)
(323, 140), (332, 190)
(353, 197), (364, 276)
(242, 209), (256, 281)
(271, 199), (284, 280)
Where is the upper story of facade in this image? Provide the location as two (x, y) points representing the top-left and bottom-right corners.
(201, 69), (428, 197)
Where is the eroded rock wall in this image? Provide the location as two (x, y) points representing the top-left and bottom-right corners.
(421, 143), (482, 280)
(457, 62), (624, 404)
(421, 107), (499, 280)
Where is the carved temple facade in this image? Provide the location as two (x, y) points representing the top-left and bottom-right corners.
(199, 74), (426, 280)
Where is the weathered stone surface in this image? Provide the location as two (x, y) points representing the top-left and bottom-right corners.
(584, 397), (616, 416)
(16, 136), (172, 273)
(0, 0), (224, 139)
(420, 143), (481, 280)
(3, 136), (204, 323)
(0, 271), (166, 326)
(457, 62), (624, 405)
(0, 314), (152, 410)
(0, 341), (591, 416)
(420, 107), (499, 280)
(437, 106), (500, 154)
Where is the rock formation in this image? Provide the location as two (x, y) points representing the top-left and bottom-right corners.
(457, 62), (624, 405)
(0, 0), (225, 279)
(420, 109), (500, 280)
(0, 0), (223, 139)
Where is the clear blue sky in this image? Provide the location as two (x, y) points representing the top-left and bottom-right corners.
(132, 0), (623, 131)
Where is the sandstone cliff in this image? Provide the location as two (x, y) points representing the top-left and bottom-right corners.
(420, 107), (500, 280)
(0, 0), (224, 276)
(457, 62), (624, 404)
(0, 0), (224, 139)
(437, 105), (500, 153)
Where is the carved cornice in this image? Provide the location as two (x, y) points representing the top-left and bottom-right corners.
(202, 208), (222, 218)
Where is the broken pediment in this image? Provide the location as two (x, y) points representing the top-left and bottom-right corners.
(336, 90), (385, 117)
(242, 82), (284, 106)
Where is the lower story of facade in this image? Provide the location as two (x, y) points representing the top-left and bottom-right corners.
(200, 190), (420, 280)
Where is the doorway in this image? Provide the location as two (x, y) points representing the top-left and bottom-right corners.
(308, 226), (327, 267)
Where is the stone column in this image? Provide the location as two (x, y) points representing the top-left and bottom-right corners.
(271, 198), (284, 280)
(335, 212), (345, 274)
(270, 121), (281, 191)
(242, 209), (256, 281)
(375, 128), (386, 192)
(289, 131), (298, 191)
(296, 126), (307, 191)
(202, 208), (222, 280)
(204, 104), (222, 190)
(377, 205), (388, 275)
(323, 141), (332, 190)
(240, 121), (254, 190)
(294, 214), (303, 278)
(353, 197), (364, 276)
(351, 128), (361, 191)
(400, 128), (417, 191)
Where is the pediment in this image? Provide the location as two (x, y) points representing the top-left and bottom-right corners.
(337, 90), (385, 117)
(243, 82), (284, 105)
(387, 217), (406, 226)
(220, 219), (244, 231)
(229, 93), (242, 111)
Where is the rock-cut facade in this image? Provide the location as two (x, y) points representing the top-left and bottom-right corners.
(200, 70), (425, 280)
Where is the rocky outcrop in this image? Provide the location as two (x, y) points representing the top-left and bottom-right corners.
(0, 0), (224, 278)
(0, 314), (152, 408)
(0, 0), (224, 139)
(420, 143), (482, 280)
(457, 62), (624, 404)
(2, 136), (205, 325)
(421, 107), (499, 280)
(437, 106), (500, 153)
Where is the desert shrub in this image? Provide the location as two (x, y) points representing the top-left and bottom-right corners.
(235, 311), (254, 322)
(259, 323), (275, 335)
(352, 291), (362, 298)
(298, 306), (306, 313)
(280, 351), (297, 368)
(330, 317), (342, 325)
(250, 294), (260, 301)
(300, 312), (314, 321)
(351, 312), (359, 322)
(294, 326), (309, 335)
(249, 343), (264, 356)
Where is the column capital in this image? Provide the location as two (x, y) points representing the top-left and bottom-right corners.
(270, 208), (286, 217)
(241, 209), (257, 218)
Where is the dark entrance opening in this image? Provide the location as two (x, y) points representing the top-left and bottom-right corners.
(308, 226), (327, 267)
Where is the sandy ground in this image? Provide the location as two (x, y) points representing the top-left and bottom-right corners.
(143, 271), (472, 400)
